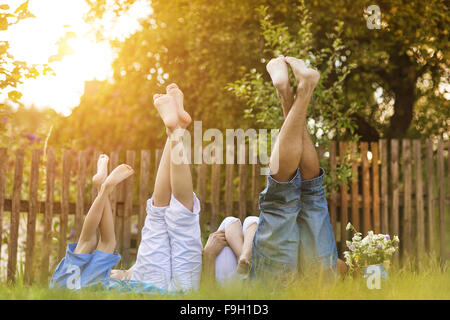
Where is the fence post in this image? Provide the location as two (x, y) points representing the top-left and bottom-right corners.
(329, 141), (337, 237)
(75, 150), (87, 240)
(425, 140), (435, 253)
(7, 149), (24, 283)
(211, 157), (221, 231)
(391, 139), (400, 265)
(351, 142), (360, 232)
(0, 148), (6, 272)
(123, 150), (135, 266)
(225, 163), (234, 217)
(402, 139), (412, 259)
(413, 140), (425, 263)
(361, 142), (371, 236)
(59, 150), (71, 261)
(437, 140), (445, 260)
(24, 149), (41, 285)
(371, 142), (380, 234)
(138, 150), (151, 246)
(339, 141), (349, 254)
(380, 140), (389, 234)
(41, 147), (55, 282)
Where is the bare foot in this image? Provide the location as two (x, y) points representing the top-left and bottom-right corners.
(236, 256), (251, 276)
(166, 83), (192, 128)
(92, 154), (109, 189)
(266, 55), (294, 116)
(284, 57), (320, 90)
(153, 93), (180, 132)
(101, 164), (134, 192)
(266, 56), (290, 91)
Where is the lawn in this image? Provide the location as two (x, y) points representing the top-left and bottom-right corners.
(1, 259), (449, 300)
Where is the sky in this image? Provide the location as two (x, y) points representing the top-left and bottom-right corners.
(1, 0), (152, 116)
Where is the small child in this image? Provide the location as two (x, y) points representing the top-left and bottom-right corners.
(50, 83), (203, 295)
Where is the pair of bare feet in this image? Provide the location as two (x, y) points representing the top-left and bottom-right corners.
(92, 154), (134, 193)
(266, 55), (320, 114)
(153, 83), (192, 133)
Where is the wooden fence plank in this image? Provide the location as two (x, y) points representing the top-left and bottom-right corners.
(425, 140), (435, 252)
(123, 150), (135, 266)
(391, 139), (400, 265)
(413, 140), (425, 262)
(251, 163), (260, 216)
(138, 150), (150, 246)
(402, 139), (412, 257)
(329, 141), (337, 237)
(380, 140), (389, 234)
(437, 140), (445, 260)
(75, 150), (87, 239)
(24, 149), (40, 285)
(361, 142), (371, 236)
(41, 148), (55, 282)
(196, 163), (207, 233)
(339, 142), (349, 254)
(351, 142), (360, 231)
(238, 163), (247, 222)
(7, 149), (24, 283)
(371, 142), (380, 234)
(109, 151), (119, 227)
(210, 160), (221, 232)
(90, 151), (101, 203)
(0, 148), (6, 270)
(59, 150), (71, 261)
(225, 163), (234, 217)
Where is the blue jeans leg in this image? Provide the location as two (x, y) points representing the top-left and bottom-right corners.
(250, 169), (302, 280)
(298, 168), (338, 278)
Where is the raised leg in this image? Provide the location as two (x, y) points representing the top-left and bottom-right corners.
(269, 58), (318, 182)
(75, 164), (134, 254)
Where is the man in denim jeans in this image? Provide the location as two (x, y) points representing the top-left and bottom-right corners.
(250, 56), (338, 282)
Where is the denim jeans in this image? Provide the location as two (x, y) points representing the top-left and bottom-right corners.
(250, 168), (337, 281)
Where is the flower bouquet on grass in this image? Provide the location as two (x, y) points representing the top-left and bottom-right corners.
(343, 223), (399, 278)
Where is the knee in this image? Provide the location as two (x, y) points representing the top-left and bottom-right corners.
(243, 216), (259, 232)
(218, 216), (241, 231)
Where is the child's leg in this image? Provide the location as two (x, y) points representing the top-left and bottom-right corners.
(154, 83), (202, 291)
(214, 217), (241, 283)
(223, 218), (244, 258)
(153, 136), (172, 207)
(74, 163), (134, 254)
(130, 100), (174, 289)
(237, 216), (259, 274)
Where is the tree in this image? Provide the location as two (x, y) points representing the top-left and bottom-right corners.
(228, 2), (358, 189)
(0, 1), (50, 138)
(307, 0), (449, 139)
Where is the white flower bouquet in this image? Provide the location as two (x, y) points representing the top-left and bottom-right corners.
(343, 223), (399, 273)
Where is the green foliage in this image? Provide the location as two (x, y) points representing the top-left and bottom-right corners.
(228, 1), (360, 190)
(0, 1), (51, 133)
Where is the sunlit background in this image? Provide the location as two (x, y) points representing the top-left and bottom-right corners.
(0, 0), (152, 116)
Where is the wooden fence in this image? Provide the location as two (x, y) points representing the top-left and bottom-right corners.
(0, 139), (448, 284)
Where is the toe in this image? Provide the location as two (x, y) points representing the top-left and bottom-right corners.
(166, 83), (178, 91)
(153, 93), (163, 101)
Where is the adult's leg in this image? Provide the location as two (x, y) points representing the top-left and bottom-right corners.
(268, 56), (320, 180)
(250, 57), (317, 281)
(284, 57), (337, 278)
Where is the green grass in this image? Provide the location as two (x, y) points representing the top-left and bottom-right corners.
(1, 260), (449, 300)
